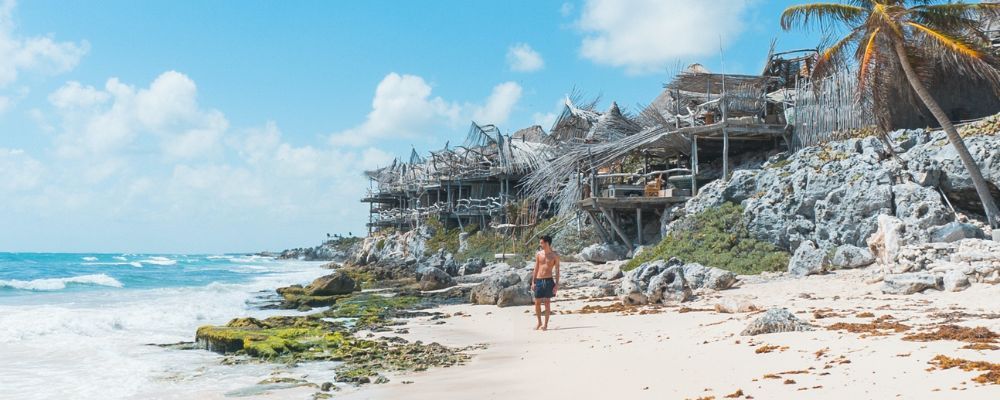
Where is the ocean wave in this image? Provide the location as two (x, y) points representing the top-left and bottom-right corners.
(141, 256), (176, 266)
(113, 256), (127, 261)
(81, 261), (144, 268)
(81, 256), (98, 262)
(0, 274), (124, 291)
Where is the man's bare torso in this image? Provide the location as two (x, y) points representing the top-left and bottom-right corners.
(535, 250), (558, 279)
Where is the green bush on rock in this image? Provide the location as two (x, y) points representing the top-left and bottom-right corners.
(624, 202), (789, 274)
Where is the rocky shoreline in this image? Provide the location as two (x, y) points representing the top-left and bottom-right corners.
(191, 126), (1000, 398)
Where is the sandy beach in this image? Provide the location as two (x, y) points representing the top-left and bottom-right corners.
(336, 262), (1000, 400)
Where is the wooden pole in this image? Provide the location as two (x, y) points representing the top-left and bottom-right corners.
(690, 134), (699, 195)
(586, 209), (613, 244)
(636, 208), (643, 245)
(600, 206), (634, 249)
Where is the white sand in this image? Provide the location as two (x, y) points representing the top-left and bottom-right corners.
(338, 266), (1000, 400)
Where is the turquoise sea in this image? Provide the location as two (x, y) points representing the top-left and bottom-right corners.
(0, 253), (336, 399)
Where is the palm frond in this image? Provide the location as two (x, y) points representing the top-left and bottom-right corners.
(780, 3), (868, 31)
(857, 28), (883, 94)
(907, 21), (985, 60)
(909, 3), (1000, 39)
(813, 29), (863, 80)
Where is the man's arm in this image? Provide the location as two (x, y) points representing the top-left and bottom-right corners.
(531, 252), (540, 289)
(553, 255), (561, 293)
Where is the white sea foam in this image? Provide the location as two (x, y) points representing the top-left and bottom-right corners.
(113, 256), (128, 261)
(82, 256), (98, 261)
(0, 274), (124, 291)
(81, 261), (143, 268)
(0, 260), (332, 400)
(141, 256), (177, 266)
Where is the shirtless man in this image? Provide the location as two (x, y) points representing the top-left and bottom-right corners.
(531, 235), (560, 331)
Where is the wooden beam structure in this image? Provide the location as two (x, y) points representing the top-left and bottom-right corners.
(600, 206), (634, 249)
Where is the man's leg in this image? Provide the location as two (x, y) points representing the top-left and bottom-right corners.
(534, 299), (542, 330)
(542, 298), (551, 330)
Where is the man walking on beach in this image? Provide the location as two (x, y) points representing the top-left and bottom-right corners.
(531, 235), (560, 331)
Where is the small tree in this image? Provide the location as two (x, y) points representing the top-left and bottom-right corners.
(782, 0), (1000, 237)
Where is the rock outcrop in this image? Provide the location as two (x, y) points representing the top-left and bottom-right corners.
(579, 243), (627, 264)
(876, 239), (1000, 294)
(418, 267), (456, 291)
(740, 308), (813, 336)
(618, 258), (736, 305)
(469, 268), (532, 307)
(664, 130), (1000, 277)
(882, 272), (942, 295)
(305, 271), (356, 296)
(787, 240), (826, 277)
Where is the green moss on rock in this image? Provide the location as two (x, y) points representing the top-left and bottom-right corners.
(624, 202), (789, 274)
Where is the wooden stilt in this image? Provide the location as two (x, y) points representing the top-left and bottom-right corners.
(586, 210), (612, 244)
(600, 206), (634, 249)
(636, 208), (643, 245)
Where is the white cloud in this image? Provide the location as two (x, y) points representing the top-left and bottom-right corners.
(329, 73), (461, 147)
(576, 0), (749, 74)
(506, 43), (545, 72)
(49, 71), (229, 160)
(0, 147), (43, 191)
(329, 73), (523, 147)
(532, 112), (558, 130)
(471, 81), (522, 124)
(0, 0), (88, 88)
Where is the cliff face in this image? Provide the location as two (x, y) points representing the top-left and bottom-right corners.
(668, 127), (999, 268)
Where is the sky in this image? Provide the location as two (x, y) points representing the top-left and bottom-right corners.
(0, 0), (827, 253)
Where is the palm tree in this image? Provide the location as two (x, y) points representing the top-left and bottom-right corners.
(781, 0), (1000, 238)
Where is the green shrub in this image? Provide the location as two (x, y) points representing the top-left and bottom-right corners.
(623, 202), (789, 275)
(424, 216), (460, 255)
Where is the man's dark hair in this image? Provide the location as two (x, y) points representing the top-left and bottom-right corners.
(540, 235), (553, 245)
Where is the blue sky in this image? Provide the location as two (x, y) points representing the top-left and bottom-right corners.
(0, 0), (826, 253)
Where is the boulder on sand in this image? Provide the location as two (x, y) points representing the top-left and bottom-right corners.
(740, 308), (813, 336)
(942, 269), (971, 292)
(496, 285), (533, 307)
(828, 245), (875, 269)
(470, 271), (523, 306)
(579, 243), (627, 264)
(418, 267), (456, 291)
(881, 272), (942, 295)
(645, 265), (692, 303)
(787, 240), (826, 277)
(305, 271), (356, 296)
(681, 263), (737, 290)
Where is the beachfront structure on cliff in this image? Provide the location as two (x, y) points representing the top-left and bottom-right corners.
(363, 41), (1000, 244)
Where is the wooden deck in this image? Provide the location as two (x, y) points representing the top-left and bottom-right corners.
(577, 196), (691, 211)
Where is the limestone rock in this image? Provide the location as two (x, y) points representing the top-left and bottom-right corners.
(943, 269), (971, 292)
(579, 243), (627, 264)
(645, 265), (692, 303)
(788, 241), (826, 277)
(418, 267), (456, 291)
(458, 258), (486, 276)
(881, 272), (942, 295)
(828, 245), (875, 269)
(682, 263), (737, 290)
(714, 299), (759, 314)
(496, 284), (533, 307)
(740, 308), (813, 336)
(618, 258), (683, 305)
(470, 271), (522, 305)
(930, 222), (985, 243)
(305, 272), (356, 296)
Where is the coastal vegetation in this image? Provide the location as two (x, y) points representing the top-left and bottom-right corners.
(623, 203), (790, 274)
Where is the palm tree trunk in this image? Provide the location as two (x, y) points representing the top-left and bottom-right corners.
(892, 40), (1000, 239)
